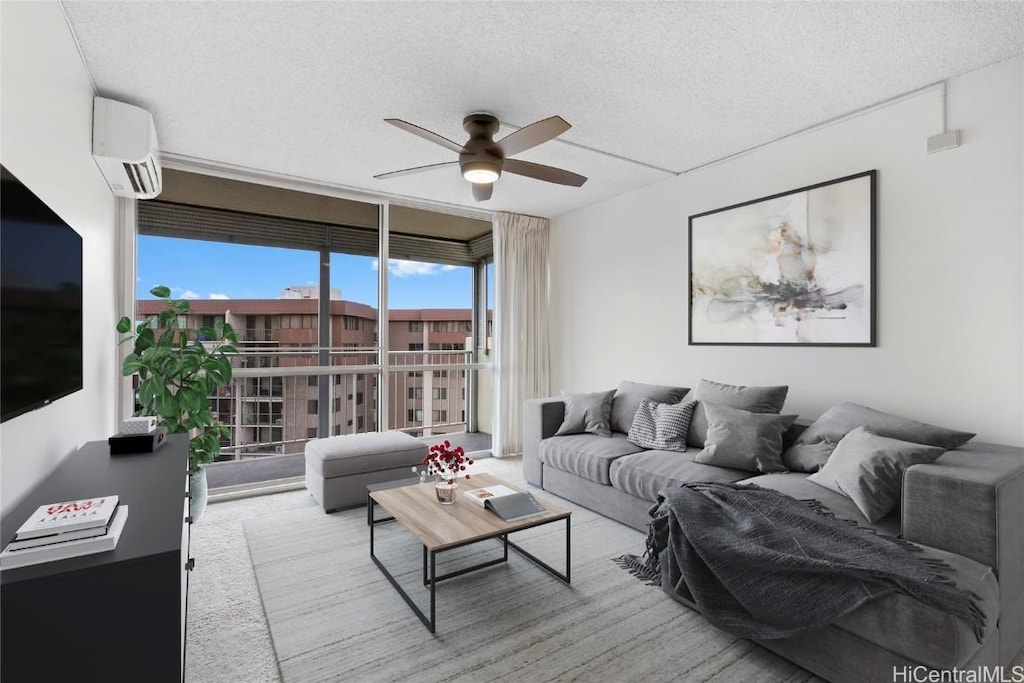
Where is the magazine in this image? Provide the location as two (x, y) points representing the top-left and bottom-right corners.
(484, 492), (547, 523)
(14, 495), (120, 541)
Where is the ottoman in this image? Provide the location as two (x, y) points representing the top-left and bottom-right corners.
(305, 431), (428, 513)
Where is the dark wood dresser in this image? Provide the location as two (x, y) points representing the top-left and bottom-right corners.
(1, 434), (192, 682)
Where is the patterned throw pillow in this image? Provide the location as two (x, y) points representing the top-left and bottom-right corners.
(627, 399), (697, 452)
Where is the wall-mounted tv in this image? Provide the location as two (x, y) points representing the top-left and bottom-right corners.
(1, 165), (84, 422)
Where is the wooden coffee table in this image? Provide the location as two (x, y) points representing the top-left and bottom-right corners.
(367, 472), (571, 633)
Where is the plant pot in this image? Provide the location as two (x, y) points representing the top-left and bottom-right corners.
(434, 474), (457, 505)
(190, 467), (208, 523)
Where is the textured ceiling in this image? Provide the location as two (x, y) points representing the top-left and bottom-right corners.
(62, 1), (1023, 219)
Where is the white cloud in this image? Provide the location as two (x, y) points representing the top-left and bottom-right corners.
(170, 286), (228, 300)
(370, 259), (461, 278)
(391, 260), (441, 277)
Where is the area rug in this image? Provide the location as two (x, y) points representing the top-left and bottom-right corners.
(243, 477), (818, 683)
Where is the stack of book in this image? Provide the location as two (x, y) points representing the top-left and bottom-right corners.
(0, 495), (129, 570)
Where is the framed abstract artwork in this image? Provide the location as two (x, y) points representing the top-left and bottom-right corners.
(688, 170), (876, 346)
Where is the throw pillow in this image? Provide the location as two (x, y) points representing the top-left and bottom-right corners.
(782, 402), (975, 473)
(693, 403), (796, 473)
(808, 426), (946, 523)
(554, 390), (615, 438)
(781, 441), (836, 473)
(686, 378), (790, 449)
(610, 380), (690, 434)
(626, 398), (697, 452)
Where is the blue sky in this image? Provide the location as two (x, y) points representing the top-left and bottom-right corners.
(137, 236), (487, 309)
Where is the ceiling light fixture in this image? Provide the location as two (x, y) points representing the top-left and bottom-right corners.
(462, 161), (500, 184)
(376, 113), (586, 201)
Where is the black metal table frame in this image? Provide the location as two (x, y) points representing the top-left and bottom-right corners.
(367, 491), (571, 634)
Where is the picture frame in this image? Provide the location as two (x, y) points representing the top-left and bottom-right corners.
(688, 170), (876, 347)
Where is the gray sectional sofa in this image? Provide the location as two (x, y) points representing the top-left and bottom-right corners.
(522, 380), (1024, 683)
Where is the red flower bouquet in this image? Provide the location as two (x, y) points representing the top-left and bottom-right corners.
(424, 440), (474, 484)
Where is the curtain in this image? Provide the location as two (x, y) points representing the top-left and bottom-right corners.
(493, 212), (551, 457)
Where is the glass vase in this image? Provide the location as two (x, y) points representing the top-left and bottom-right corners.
(434, 473), (457, 505)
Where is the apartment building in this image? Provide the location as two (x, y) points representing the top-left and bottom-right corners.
(137, 292), (485, 458)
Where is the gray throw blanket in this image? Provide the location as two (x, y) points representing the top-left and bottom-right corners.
(615, 482), (985, 642)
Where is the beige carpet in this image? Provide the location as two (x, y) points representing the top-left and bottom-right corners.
(241, 457), (819, 683)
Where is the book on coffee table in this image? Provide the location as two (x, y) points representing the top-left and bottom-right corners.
(483, 491), (547, 523)
(463, 484), (518, 507)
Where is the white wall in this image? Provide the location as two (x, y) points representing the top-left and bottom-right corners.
(1, 2), (119, 516)
(550, 56), (1024, 447)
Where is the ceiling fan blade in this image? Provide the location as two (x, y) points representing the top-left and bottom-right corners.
(503, 158), (587, 187)
(373, 161), (458, 180)
(494, 116), (571, 157)
(384, 119), (467, 154)
(472, 182), (493, 202)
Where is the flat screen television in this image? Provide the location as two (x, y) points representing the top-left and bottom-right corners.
(1, 165), (84, 422)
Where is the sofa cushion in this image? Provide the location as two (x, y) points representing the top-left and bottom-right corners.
(832, 544), (998, 668)
(539, 432), (644, 485)
(808, 426), (946, 523)
(609, 450), (751, 502)
(694, 403), (796, 473)
(554, 390), (615, 438)
(610, 380), (690, 434)
(742, 472), (900, 537)
(626, 399), (696, 452)
(687, 379), (789, 448)
(781, 401), (975, 472)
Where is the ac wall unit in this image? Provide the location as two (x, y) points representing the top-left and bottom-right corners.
(92, 96), (162, 199)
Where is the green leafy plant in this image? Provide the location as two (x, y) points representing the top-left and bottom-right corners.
(116, 285), (238, 473)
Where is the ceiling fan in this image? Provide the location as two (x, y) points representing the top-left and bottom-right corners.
(374, 113), (587, 201)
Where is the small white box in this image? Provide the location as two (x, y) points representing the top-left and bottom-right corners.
(121, 416), (158, 434)
(927, 130), (960, 154)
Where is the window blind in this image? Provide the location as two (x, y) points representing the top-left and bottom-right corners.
(138, 200), (492, 266)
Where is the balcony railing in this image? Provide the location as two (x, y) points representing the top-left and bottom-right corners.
(387, 350), (472, 437)
(203, 346), (489, 462)
(243, 328), (280, 342)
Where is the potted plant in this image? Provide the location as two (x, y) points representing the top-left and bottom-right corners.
(116, 285), (238, 522)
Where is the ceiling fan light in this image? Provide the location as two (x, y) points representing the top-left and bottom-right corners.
(462, 161), (500, 184)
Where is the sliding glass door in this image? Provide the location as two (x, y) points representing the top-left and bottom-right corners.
(131, 169), (493, 490)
